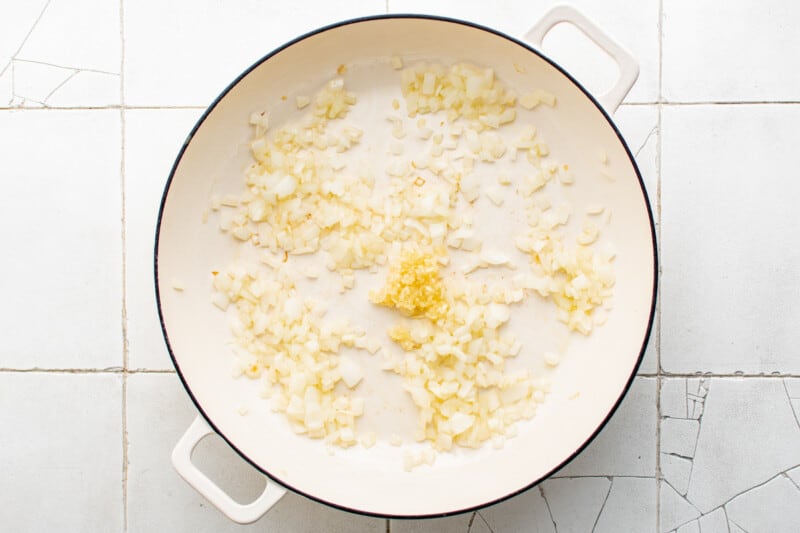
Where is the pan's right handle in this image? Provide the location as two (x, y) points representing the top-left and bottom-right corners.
(524, 5), (639, 114)
(172, 416), (287, 524)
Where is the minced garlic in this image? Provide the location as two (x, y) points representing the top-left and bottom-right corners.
(369, 248), (449, 323)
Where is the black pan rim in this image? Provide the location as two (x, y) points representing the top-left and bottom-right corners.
(154, 12), (659, 521)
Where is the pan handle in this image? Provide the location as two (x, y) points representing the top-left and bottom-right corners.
(524, 5), (639, 113)
(172, 416), (287, 524)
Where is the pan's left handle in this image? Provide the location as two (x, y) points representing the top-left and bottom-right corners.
(524, 5), (639, 113)
(172, 416), (287, 524)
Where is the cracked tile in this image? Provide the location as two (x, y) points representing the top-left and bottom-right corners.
(784, 378), (800, 398)
(786, 378), (800, 427)
(788, 466), (800, 489)
(556, 378), (656, 477)
(479, 487), (555, 533)
(660, 418), (699, 459)
(727, 521), (747, 533)
(44, 69), (119, 107)
(685, 378), (708, 420)
(10, 59), (74, 105)
(660, 480), (701, 533)
(128, 373), (385, 532)
(697, 508), (729, 533)
(0, 65), (11, 104)
(685, 379), (800, 513)
(661, 454), (692, 496)
(390, 513), (479, 533)
(0, 110), (122, 369)
(724, 474), (800, 533)
(661, 378), (708, 424)
(388, 0), (660, 103)
(0, 1), (49, 60)
(661, 378), (800, 532)
(124, 109), (206, 370)
(3, 0), (121, 107)
(124, 0), (385, 107)
(661, 378), (687, 419)
(15, 0), (120, 74)
(675, 520), (699, 533)
(593, 477), (656, 533)
(661, 105), (800, 373)
(540, 477), (611, 532)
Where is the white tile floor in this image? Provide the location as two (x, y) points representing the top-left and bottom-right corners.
(2, 1), (799, 531)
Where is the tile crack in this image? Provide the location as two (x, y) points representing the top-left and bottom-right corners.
(706, 467), (800, 515)
(466, 511), (477, 533)
(728, 518), (750, 533)
(634, 125), (658, 158)
(722, 506), (732, 533)
(662, 452), (694, 461)
(42, 69), (80, 105)
(784, 472), (800, 492)
(476, 511), (494, 533)
(782, 379), (800, 429)
(590, 477), (613, 533)
(539, 485), (558, 532)
(13, 57), (119, 76)
(0, 0), (53, 79)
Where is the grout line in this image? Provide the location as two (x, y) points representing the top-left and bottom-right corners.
(386, 518), (390, 533)
(639, 372), (800, 378)
(655, 1), (664, 530)
(3, 100), (800, 113)
(661, 99), (800, 105)
(120, 0), (129, 529)
(0, 368), (175, 374)
(0, 105), (208, 111)
(2, 368), (795, 378)
(552, 474), (657, 480)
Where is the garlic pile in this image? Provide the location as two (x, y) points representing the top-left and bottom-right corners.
(207, 58), (615, 466)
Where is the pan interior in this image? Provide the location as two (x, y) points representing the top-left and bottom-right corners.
(156, 16), (655, 517)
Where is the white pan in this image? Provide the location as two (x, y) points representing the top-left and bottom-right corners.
(156, 6), (657, 523)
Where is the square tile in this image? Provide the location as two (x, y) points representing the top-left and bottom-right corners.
(0, 372), (123, 531)
(1, 0), (120, 107)
(0, 110), (122, 369)
(126, 372), (386, 531)
(123, 0), (386, 107)
(124, 109), (205, 370)
(388, 0), (659, 104)
(661, 105), (800, 374)
(663, 1), (800, 102)
(659, 378), (800, 532)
